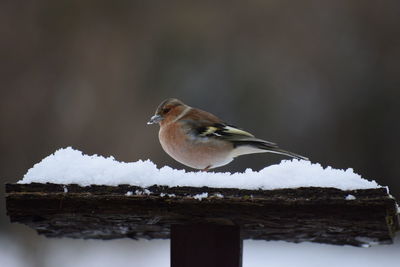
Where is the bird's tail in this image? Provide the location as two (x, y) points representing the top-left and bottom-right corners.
(233, 140), (309, 161)
(265, 147), (309, 161)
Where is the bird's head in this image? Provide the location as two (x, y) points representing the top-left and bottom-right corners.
(147, 98), (187, 125)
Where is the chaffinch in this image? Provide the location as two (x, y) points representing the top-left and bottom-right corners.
(148, 98), (308, 171)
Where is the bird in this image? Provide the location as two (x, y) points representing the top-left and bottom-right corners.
(148, 98), (308, 171)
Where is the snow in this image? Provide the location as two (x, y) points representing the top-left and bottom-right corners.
(0, 236), (28, 267)
(355, 237), (380, 248)
(135, 189), (151, 195)
(2, 235), (398, 267)
(193, 192), (208, 200)
(159, 193), (177, 197)
(19, 147), (381, 190)
(244, 236), (400, 267)
(345, 194), (356, 200)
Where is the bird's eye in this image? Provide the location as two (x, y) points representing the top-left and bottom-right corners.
(163, 108), (171, 114)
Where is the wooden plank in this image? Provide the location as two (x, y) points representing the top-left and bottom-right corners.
(171, 224), (242, 267)
(5, 183), (399, 246)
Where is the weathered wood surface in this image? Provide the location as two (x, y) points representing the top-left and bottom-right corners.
(5, 183), (399, 247)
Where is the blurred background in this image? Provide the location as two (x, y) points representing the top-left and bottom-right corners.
(1, 1), (399, 266)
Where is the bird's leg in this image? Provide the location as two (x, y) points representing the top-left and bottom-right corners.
(201, 165), (211, 172)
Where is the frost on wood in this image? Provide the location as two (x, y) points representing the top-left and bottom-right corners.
(6, 183), (399, 247)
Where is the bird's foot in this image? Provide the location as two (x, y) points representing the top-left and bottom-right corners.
(201, 165), (211, 172)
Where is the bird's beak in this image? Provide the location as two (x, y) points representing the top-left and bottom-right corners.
(147, 114), (163, 125)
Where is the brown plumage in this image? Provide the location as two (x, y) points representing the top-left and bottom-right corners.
(148, 98), (308, 171)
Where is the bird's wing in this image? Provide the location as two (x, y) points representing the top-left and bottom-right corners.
(178, 108), (309, 159)
(198, 123), (278, 146)
(178, 107), (278, 147)
(197, 124), (253, 138)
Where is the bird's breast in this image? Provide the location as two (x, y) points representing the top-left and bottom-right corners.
(158, 122), (233, 169)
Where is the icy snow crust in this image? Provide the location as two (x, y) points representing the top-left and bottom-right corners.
(19, 147), (380, 190)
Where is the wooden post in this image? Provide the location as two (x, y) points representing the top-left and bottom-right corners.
(171, 224), (242, 267)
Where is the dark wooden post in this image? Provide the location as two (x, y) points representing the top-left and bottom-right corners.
(171, 224), (242, 267)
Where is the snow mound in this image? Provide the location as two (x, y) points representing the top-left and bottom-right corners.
(19, 147), (380, 190)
